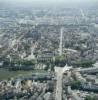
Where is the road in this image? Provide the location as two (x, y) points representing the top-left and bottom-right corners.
(55, 67), (63, 100)
(55, 65), (72, 100)
(55, 27), (72, 100)
(55, 27), (64, 100)
(59, 28), (63, 56)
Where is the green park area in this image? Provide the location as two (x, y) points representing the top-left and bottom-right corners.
(0, 69), (46, 80)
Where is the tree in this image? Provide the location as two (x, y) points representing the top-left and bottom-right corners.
(55, 55), (66, 67)
(73, 60), (95, 68)
(85, 96), (94, 100)
(71, 80), (81, 89)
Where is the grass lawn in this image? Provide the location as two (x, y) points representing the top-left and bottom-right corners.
(0, 69), (47, 80)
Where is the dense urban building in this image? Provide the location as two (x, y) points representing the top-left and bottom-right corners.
(0, 0), (98, 100)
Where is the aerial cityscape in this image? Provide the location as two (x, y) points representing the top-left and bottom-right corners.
(0, 0), (98, 100)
